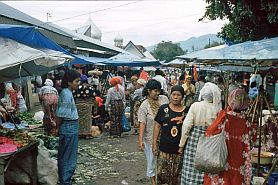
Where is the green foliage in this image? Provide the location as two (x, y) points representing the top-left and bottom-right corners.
(201, 0), (278, 43)
(151, 41), (186, 62)
(204, 41), (225, 49)
(18, 112), (41, 125)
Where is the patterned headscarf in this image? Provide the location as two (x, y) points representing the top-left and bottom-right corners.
(109, 77), (122, 91)
(228, 88), (250, 111)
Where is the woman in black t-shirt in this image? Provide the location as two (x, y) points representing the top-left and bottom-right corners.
(153, 85), (186, 185)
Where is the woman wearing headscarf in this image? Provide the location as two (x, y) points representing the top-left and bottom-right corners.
(178, 82), (222, 185)
(182, 75), (195, 111)
(204, 88), (253, 185)
(105, 77), (126, 136)
(138, 79), (169, 185)
(152, 85), (186, 185)
(39, 79), (59, 135)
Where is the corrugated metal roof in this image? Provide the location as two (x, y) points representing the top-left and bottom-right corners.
(0, 2), (76, 48)
(0, 2), (71, 37)
(0, 2), (128, 56)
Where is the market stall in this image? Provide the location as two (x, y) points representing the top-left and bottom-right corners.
(177, 37), (278, 184)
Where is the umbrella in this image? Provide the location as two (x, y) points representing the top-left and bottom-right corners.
(0, 37), (73, 82)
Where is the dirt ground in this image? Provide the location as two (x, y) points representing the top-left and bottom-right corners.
(73, 131), (151, 185)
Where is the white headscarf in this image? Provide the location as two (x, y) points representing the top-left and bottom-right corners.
(198, 82), (222, 112)
(44, 79), (53, 87)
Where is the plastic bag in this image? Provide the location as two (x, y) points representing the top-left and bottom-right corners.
(194, 128), (228, 173)
(121, 114), (131, 132)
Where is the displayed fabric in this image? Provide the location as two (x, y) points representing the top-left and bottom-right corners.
(204, 111), (253, 185)
(157, 151), (182, 185)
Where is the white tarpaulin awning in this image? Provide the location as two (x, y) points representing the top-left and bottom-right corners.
(0, 37), (73, 82)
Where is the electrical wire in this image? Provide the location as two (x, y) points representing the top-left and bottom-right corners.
(48, 1), (143, 24)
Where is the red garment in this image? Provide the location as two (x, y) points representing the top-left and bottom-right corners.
(95, 96), (103, 107)
(6, 89), (17, 108)
(204, 110), (253, 185)
(139, 70), (149, 81)
(193, 65), (198, 81)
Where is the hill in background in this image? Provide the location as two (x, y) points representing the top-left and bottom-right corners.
(147, 34), (224, 53)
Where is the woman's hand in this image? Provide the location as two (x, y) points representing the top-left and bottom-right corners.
(138, 140), (145, 151)
(152, 143), (158, 156)
(178, 147), (184, 155)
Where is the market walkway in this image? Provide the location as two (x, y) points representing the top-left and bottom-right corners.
(73, 133), (149, 185)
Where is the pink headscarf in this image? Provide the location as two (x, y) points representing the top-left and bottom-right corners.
(228, 88), (250, 111)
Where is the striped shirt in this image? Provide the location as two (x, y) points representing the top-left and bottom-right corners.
(56, 88), (78, 120)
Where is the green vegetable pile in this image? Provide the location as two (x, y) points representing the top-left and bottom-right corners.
(18, 112), (41, 125)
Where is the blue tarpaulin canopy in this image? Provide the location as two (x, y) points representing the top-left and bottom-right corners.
(0, 24), (88, 64)
(101, 52), (160, 67)
(178, 37), (278, 66)
(71, 55), (107, 65)
(0, 24), (66, 52)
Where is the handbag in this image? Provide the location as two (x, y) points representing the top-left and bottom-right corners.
(194, 112), (228, 173)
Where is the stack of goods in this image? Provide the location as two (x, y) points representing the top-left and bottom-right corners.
(0, 130), (34, 150)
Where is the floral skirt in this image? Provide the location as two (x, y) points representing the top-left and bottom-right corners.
(157, 151), (182, 185)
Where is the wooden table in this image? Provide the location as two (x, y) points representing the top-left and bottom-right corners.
(0, 141), (39, 185)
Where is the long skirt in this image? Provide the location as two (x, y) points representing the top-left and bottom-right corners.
(157, 151), (182, 185)
(181, 126), (207, 185)
(133, 101), (141, 128)
(109, 100), (123, 136)
(41, 93), (58, 136)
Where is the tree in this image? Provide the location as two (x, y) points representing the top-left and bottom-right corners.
(151, 41), (185, 62)
(201, 0), (278, 43)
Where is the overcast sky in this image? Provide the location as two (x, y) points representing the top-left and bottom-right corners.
(5, 1), (227, 47)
